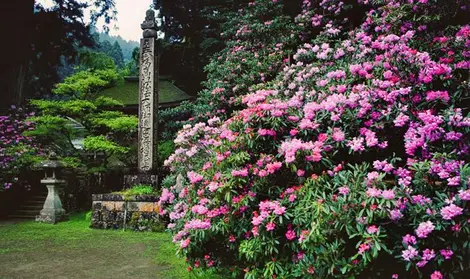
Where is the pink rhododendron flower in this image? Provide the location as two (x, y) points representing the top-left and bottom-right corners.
(389, 209), (403, 221)
(347, 137), (365, 152)
(285, 230), (296, 240)
(440, 204), (463, 220)
(402, 234), (417, 245)
(187, 171), (204, 184)
(458, 189), (470, 200)
(181, 238), (190, 248)
(382, 189), (395, 200)
(426, 90), (450, 102)
(338, 186), (349, 195)
(331, 128), (345, 142)
(232, 168), (249, 177)
(266, 222), (276, 231)
(402, 246), (418, 261)
(252, 226), (259, 237)
(430, 271), (443, 279)
(415, 221), (435, 238)
(367, 225), (378, 234)
(184, 219), (211, 230)
(422, 249), (436, 261)
(366, 188), (382, 197)
(440, 249), (453, 260)
(358, 243), (370, 255)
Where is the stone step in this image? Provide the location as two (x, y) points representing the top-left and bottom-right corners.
(18, 205), (43, 210)
(24, 200), (46, 205)
(19, 203), (43, 208)
(30, 196), (47, 201)
(7, 214), (35, 219)
(15, 209), (41, 215)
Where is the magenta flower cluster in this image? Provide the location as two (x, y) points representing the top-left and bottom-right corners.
(159, 0), (470, 277)
(0, 107), (42, 191)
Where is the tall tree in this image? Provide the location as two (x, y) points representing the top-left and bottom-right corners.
(109, 41), (125, 68)
(99, 40), (113, 54)
(155, 0), (300, 95)
(155, 0), (243, 94)
(0, 0), (116, 112)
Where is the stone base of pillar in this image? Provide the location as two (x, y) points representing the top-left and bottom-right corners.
(123, 174), (158, 188)
(36, 179), (68, 224)
(36, 211), (69, 224)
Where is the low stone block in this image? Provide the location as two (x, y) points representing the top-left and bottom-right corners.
(102, 201), (116, 210)
(138, 202), (154, 212)
(90, 193), (164, 232)
(114, 201), (125, 211)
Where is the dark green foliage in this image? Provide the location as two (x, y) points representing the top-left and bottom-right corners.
(96, 32), (139, 62)
(158, 140), (175, 164)
(109, 41), (125, 68)
(77, 50), (117, 71)
(158, 0), (299, 140)
(155, 0), (246, 95)
(116, 184), (156, 197)
(123, 47), (140, 76)
(97, 79), (192, 105)
(53, 69), (122, 99)
(28, 68), (137, 173)
(0, 0), (116, 112)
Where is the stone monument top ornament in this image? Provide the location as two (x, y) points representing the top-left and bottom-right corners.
(141, 9), (158, 38)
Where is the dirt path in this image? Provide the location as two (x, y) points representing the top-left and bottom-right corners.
(0, 216), (180, 279)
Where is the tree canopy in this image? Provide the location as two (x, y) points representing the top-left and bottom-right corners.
(0, 0), (116, 112)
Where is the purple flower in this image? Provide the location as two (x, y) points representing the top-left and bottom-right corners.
(285, 230), (296, 240)
(266, 222), (276, 231)
(338, 186), (349, 195)
(402, 234), (417, 245)
(389, 209), (403, 221)
(187, 171), (204, 184)
(458, 189), (470, 200)
(347, 137), (365, 152)
(402, 246), (418, 261)
(415, 221), (435, 238)
(382, 189), (395, 200)
(440, 204), (463, 220)
(440, 249), (453, 259)
(430, 271), (443, 279)
(366, 188), (382, 197)
(422, 249), (436, 261)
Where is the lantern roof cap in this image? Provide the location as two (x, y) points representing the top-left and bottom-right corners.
(35, 152), (65, 169)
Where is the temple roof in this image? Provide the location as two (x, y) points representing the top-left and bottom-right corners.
(97, 76), (194, 108)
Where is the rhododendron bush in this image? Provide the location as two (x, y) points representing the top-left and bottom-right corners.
(0, 107), (42, 191)
(160, 0), (470, 278)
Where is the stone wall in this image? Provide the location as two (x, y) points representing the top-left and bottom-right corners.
(91, 194), (164, 232)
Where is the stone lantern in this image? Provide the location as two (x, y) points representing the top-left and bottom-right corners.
(35, 152), (68, 224)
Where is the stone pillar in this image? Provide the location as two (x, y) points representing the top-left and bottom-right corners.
(36, 178), (68, 224)
(137, 8), (159, 184)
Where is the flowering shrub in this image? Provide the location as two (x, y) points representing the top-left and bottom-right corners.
(161, 0), (470, 278)
(0, 106), (43, 191)
(159, 0), (299, 139)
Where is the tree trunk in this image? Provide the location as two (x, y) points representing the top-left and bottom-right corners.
(0, 0), (35, 112)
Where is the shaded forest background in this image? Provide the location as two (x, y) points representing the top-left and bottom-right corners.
(0, 0), (303, 113)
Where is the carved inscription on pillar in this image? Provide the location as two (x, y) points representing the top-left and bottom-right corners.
(138, 38), (157, 172)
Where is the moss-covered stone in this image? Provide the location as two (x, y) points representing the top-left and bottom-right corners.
(90, 194), (164, 232)
(97, 77), (193, 106)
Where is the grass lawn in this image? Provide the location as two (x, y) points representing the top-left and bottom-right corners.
(0, 213), (220, 279)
